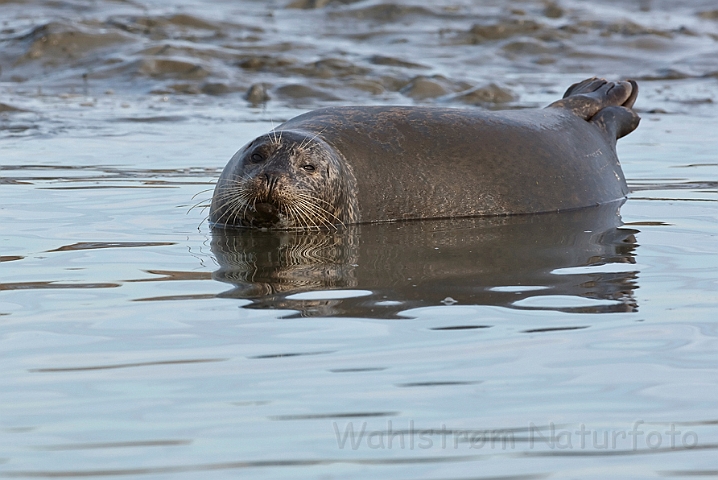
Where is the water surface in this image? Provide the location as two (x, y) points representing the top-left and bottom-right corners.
(1, 0), (718, 478)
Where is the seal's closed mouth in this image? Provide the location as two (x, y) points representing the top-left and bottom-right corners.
(246, 202), (281, 226)
(255, 202), (278, 216)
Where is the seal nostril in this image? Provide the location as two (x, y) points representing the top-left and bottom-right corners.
(265, 175), (278, 196)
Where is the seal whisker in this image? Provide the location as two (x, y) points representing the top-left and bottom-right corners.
(213, 196), (238, 226)
(217, 190), (253, 227)
(297, 195), (340, 221)
(297, 127), (326, 151)
(297, 201), (334, 229)
(187, 199), (211, 214)
(293, 201), (331, 229)
(228, 193), (251, 227)
(213, 188), (248, 203)
(191, 188), (216, 201)
(213, 189), (248, 204)
(220, 197), (243, 227)
(240, 194), (256, 226)
(294, 197), (340, 230)
(269, 119), (279, 146)
(292, 193), (345, 229)
(223, 172), (253, 186)
(290, 201), (317, 230)
(287, 204), (311, 231)
(291, 200), (323, 231)
(211, 188), (239, 207)
(293, 192), (338, 210)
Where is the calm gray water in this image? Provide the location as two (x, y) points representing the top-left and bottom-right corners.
(1, 0), (718, 478)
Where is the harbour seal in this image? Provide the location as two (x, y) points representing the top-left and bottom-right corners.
(210, 77), (639, 229)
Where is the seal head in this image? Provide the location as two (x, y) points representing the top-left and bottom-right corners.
(210, 130), (359, 229)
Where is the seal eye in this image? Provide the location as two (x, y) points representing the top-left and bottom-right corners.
(250, 152), (265, 163)
(302, 164), (315, 172)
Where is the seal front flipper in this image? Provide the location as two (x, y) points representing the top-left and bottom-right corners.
(547, 77), (637, 120)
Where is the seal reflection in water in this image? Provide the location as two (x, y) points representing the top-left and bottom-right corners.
(211, 203), (639, 318)
(210, 77), (639, 229)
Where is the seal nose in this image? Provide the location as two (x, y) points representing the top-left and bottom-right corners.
(263, 173), (279, 197)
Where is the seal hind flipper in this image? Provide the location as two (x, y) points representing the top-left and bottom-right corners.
(548, 77), (637, 121)
(620, 79), (639, 109)
(562, 77), (607, 99)
(590, 106), (640, 142)
(548, 77), (640, 140)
